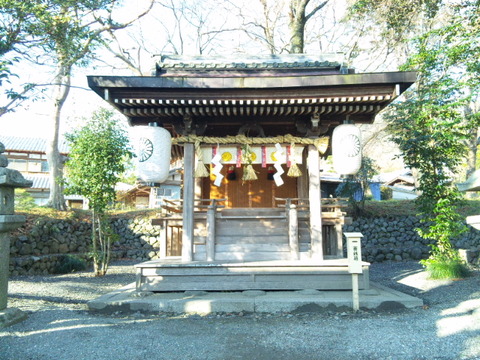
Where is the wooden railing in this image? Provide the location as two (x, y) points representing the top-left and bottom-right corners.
(160, 198), (227, 214)
(275, 197), (349, 258)
(152, 199), (226, 258)
(274, 198), (301, 260)
(275, 197), (348, 211)
(205, 199), (225, 261)
(153, 197), (349, 260)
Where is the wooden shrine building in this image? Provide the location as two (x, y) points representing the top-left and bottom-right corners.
(88, 54), (416, 292)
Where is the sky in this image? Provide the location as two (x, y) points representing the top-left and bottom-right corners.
(1, 72), (106, 139)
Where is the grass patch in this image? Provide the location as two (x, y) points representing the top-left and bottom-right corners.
(345, 200), (417, 217)
(109, 209), (160, 218)
(457, 200), (480, 217)
(16, 207), (91, 221)
(423, 259), (470, 280)
(344, 199), (480, 218)
(12, 199), (480, 223)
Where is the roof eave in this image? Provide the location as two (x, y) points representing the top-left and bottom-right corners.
(87, 71), (417, 95)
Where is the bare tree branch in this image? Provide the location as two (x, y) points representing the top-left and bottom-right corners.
(305, 0), (329, 22)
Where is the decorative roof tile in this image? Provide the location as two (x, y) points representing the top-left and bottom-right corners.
(156, 54), (348, 75)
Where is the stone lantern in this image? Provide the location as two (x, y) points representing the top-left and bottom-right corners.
(0, 142), (32, 327)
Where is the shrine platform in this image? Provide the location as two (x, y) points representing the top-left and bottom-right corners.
(87, 281), (423, 315)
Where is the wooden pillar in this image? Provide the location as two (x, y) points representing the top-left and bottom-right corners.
(206, 204), (216, 261)
(297, 152), (309, 198)
(135, 268), (142, 289)
(335, 219), (344, 258)
(148, 187), (156, 208)
(159, 219), (167, 259)
(307, 145), (323, 260)
(287, 201), (299, 260)
(182, 143), (195, 262)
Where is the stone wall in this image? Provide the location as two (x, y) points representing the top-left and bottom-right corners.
(344, 216), (480, 264)
(8, 214), (480, 275)
(9, 215), (161, 276)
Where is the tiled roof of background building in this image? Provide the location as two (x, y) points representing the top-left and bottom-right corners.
(23, 174), (83, 200)
(23, 173), (50, 189)
(0, 135), (69, 154)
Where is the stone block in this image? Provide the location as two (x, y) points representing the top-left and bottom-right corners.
(411, 247), (423, 260)
(58, 244), (69, 253)
(0, 308), (28, 328)
(458, 249), (478, 264)
(375, 254), (385, 262)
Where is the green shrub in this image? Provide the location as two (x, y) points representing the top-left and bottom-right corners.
(380, 186), (393, 200)
(14, 189), (37, 210)
(54, 255), (87, 274)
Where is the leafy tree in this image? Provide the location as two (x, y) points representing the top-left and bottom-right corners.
(348, 0), (480, 175)
(0, 1), (41, 116)
(347, 0), (442, 45)
(0, 0), (152, 210)
(64, 108), (134, 276)
(385, 2), (480, 277)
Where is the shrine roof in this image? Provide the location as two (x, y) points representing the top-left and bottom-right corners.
(87, 54), (417, 137)
(88, 70), (416, 93)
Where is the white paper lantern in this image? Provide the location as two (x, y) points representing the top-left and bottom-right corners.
(332, 124), (362, 175)
(133, 124), (171, 183)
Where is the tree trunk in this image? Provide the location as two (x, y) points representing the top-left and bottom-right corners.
(289, 0), (307, 53)
(464, 94), (479, 180)
(46, 64), (71, 210)
(411, 168), (421, 196)
(465, 125), (478, 179)
(92, 208), (99, 275)
(288, 0), (329, 53)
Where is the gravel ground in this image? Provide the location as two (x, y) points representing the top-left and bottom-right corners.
(1, 260), (479, 360)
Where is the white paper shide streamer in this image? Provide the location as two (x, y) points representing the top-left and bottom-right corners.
(332, 124), (362, 175)
(133, 124), (171, 183)
(211, 147), (224, 187)
(273, 143), (284, 186)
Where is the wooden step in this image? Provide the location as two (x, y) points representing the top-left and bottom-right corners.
(206, 244), (292, 252)
(198, 209), (290, 261)
(194, 243), (292, 261)
(216, 226), (287, 237)
(216, 219), (287, 237)
(215, 235), (288, 244)
(216, 217), (287, 224)
(135, 259), (371, 291)
(200, 252), (295, 261)
(220, 208), (285, 217)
